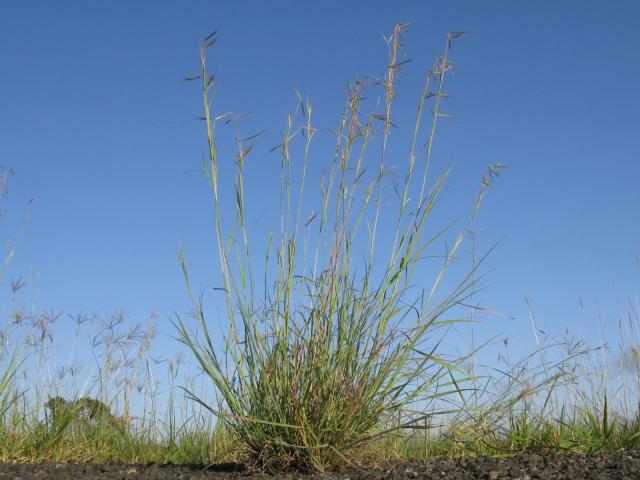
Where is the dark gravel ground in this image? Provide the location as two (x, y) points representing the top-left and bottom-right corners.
(1, 451), (639, 479)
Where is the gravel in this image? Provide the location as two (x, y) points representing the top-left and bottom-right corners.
(1, 450), (638, 479)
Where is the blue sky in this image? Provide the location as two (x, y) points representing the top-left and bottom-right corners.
(1, 1), (639, 372)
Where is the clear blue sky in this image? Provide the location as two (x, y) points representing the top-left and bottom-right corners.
(1, 1), (639, 368)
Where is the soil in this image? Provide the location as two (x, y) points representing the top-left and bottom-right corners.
(1, 450), (638, 479)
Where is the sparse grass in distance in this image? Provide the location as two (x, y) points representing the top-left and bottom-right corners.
(0, 23), (637, 472)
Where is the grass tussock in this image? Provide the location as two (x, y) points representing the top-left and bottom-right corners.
(175, 24), (487, 471)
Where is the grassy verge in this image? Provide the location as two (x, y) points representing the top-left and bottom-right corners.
(0, 24), (637, 471)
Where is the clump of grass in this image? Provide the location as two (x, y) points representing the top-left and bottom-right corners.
(176, 24), (491, 471)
